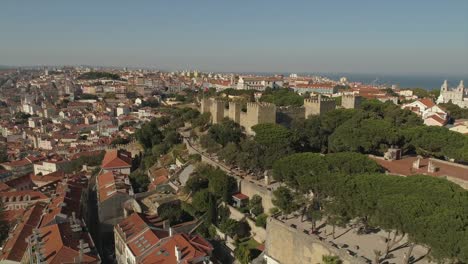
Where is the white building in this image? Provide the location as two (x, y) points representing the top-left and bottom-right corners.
(437, 80), (467, 108)
(402, 99), (448, 126)
(237, 76), (283, 90)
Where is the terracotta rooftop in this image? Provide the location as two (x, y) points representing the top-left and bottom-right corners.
(419, 98), (436, 108)
(371, 156), (468, 182)
(140, 233), (213, 264)
(101, 149), (132, 169)
(0, 203), (46, 262)
(96, 171), (132, 202)
(34, 221), (100, 264)
(232, 193), (249, 200)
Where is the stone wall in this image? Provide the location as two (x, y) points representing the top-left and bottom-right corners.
(265, 218), (365, 264)
(304, 95), (336, 118)
(225, 204), (267, 243)
(239, 179), (275, 212)
(342, 94), (362, 109)
(240, 102), (276, 134)
(200, 98), (276, 134)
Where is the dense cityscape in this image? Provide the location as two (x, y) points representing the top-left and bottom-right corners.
(1, 1), (468, 264)
(0, 67), (466, 264)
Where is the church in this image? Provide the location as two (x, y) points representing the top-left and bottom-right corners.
(437, 80), (467, 108)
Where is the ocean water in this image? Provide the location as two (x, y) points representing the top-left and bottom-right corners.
(319, 73), (467, 90)
(246, 72), (467, 90)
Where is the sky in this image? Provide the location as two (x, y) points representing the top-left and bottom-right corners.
(1, 0), (468, 75)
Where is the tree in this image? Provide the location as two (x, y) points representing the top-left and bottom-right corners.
(158, 202), (193, 225)
(185, 174), (209, 193)
(255, 213), (268, 228)
(192, 189), (211, 214)
(260, 88), (304, 106)
(218, 142), (239, 165)
(234, 243), (251, 264)
(129, 171), (150, 192)
(252, 123), (296, 169)
(328, 118), (400, 155)
(199, 134), (221, 153)
(206, 193), (218, 224)
(192, 112), (211, 129)
(272, 187), (299, 215)
(249, 195), (263, 216)
(219, 218), (239, 237)
(322, 255), (342, 264)
(205, 167), (237, 202)
(208, 118), (243, 146)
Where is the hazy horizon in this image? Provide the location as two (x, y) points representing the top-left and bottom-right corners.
(1, 0), (468, 76)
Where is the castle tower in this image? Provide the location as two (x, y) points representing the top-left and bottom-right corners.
(228, 101), (241, 123)
(200, 98), (212, 113)
(341, 94), (362, 109)
(241, 102), (276, 134)
(304, 95), (336, 118)
(210, 99), (225, 124)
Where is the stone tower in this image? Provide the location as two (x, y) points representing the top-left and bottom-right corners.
(304, 95), (336, 118)
(228, 101), (241, 123)
(241, 102), (276, 135)
(200, 97), (212, 113)
(210, 99), (225, 124)
(341, 94), (362, 109)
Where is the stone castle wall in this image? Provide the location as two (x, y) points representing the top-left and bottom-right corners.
(265, 218), (365, 264)
(304, 95), (336, 118)
(200, 98), (276, 134)
(239, 179), (275, 212)
(240, 102), (276, 134)
(342, 94), (362, 109)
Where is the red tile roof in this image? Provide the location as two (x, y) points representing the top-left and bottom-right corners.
(96, 171), (132, 202)
(419, 98), (435, 108)
(0, 203), (46, 262)
(101, 149), (132, 169)
(232, 193), (249, 200)
(371, 156), (468, 182)
(140, 233), (213, 264)
(34, 221), (100, 264)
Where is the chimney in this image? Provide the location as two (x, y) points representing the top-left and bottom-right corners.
(163, 219), (170, 230)
(175, 246), (182, 263)
(169, 227), (175, 237)
(412, 158), (421, 169)
(428, 160), (438, 173)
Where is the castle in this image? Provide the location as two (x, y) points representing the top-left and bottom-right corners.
(201, 94), (342, 133)
(437, 80), (467, 108)
(200, 98), (276, 134)
(304, 95), (336, 118)
(341, 93), (362, 109)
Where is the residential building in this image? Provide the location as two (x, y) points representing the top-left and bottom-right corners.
(114, 213), (213, 264)
(101, 149), (133, 174)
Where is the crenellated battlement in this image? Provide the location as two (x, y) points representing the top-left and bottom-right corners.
(341, 93), (362, 109)
(247, 102), (277, 110)
(199, 98), (277, 135)
(304, 95), (336, 118)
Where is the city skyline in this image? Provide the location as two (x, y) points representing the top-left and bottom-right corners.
(1, 0), (468, 75)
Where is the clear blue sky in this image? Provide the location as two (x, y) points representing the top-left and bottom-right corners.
(1, 0), (467, 75)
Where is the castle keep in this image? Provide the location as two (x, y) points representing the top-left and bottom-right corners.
(201, 95), (339, 133)
(341, 93), (362, 109)
(304, 95), (336, 118)
(200, 98), (276, 134)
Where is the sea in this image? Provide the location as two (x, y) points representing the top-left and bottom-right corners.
(319, 73), (467, 90)
(245, 72), (468, 90)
